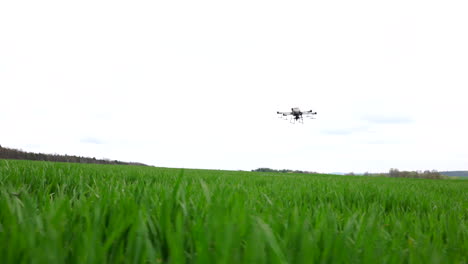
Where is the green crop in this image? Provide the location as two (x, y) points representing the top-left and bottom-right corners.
(0, 159), (467, 263)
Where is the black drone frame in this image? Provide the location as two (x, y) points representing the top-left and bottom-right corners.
(277, 108), (317, 124)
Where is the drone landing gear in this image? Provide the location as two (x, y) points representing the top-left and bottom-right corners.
(290, 116), (304, 124)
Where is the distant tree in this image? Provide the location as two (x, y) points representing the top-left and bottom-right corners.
(389, 168), (400, 177)
(252, 168), (318, 174)
(384, 168), (444, 179)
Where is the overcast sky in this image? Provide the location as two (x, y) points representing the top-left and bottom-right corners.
(1, 0), (467, 173)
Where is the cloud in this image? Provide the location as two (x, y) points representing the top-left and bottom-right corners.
(321, 126), (369, 136)
(321, 129), (355, 136)
(80, 137), (105, 145)
(362, 115), (414, 125)
(364, 139), (402, 145)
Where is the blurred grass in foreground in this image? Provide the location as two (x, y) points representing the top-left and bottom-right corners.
(0, 159), (467, 264)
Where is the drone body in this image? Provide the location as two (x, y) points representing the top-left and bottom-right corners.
(277, 107), (317, 124)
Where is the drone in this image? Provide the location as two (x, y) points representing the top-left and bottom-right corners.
(277, 107), (317, 124)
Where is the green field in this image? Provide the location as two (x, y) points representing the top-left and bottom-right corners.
(0, 160), (467, 263)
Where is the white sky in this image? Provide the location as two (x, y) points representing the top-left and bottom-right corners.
(1, 0), (467, 173)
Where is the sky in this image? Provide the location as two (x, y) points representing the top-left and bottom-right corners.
(1, 0), (467, 173)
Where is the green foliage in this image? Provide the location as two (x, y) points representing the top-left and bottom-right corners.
(0, 160), (467, 263)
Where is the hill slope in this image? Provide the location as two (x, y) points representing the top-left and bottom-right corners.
(0, 145), (146, 166)
(440, 171), (468, 177)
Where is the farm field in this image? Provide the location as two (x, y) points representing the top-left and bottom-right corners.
(0, 159), (467, 264)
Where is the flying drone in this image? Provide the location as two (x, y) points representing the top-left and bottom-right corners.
(277, 107), (317, 124)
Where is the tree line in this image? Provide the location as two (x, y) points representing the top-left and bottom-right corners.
(364, 168), (446, 179)
(0, 145), (146, 166)
(254, 167), (447, 179)
(252, 168), (318, 174)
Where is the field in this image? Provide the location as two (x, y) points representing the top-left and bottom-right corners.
(0, 160), (467, 263)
